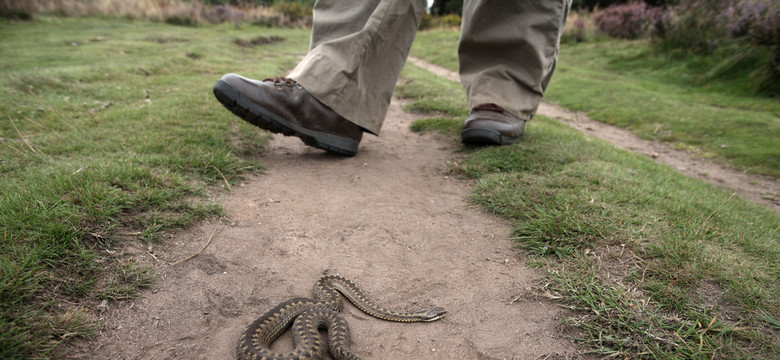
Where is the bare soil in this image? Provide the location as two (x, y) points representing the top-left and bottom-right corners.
(81, 58), (777, 360)
(82, 98), (583, 359)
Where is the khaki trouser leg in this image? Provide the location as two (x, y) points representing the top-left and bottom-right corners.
(459, 0), (571, 121)
(288, 0), (426, 135)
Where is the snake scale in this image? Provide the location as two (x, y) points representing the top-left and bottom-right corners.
(237, 275), (446, 360)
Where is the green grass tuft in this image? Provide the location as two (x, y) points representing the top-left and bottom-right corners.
(395, 64), (468, 117)
(409, 117), (462, 135)
(0, 17), (310, 358)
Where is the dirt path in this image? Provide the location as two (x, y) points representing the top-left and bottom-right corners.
(408, 57), (780, 213)
(85, 98), (582, 359)
(84, 57), (777, 360)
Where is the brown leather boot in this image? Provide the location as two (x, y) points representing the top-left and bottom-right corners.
(213, 73), (363, 156)
(461, 103), (526, 145)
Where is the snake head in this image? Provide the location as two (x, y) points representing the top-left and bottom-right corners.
(418, 307), (446, 322)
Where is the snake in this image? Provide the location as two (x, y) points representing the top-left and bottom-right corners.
(237, 274), (446, 360)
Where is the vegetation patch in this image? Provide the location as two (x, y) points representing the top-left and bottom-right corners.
(398, 59), (780, 358)
(0, 0), (314, 27)
(234, 35), (285, 48)
(410, 27), (780, 179)
(144, 35), (191, 44)
(0, 17), (310, 358)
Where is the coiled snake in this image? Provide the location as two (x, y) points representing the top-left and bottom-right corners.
(237, 275), (446, 360)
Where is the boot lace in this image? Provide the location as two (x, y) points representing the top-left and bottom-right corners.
(264, 76), (303, 90)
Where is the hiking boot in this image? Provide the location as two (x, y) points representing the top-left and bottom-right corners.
(213, 73), (363, 156)
(461, 103), (526, 145)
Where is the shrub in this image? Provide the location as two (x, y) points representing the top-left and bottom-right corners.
(163, 2), (208, 27)
(0, 0), (38, 19)
(653, 1), (778, 51)
(418, 13), (461, 30)
(211, 4), (244, 23)
(651, 0), (779, 96)
(573, 0), (674, 10)
(564, 20), (588, 43)
(651, 1), (725, 54)
(721, 1), (779, 47)
(593, 2), (666, 39)
(745, 7), (779, 95)
(561, 11), (598, 43)
(438, 13), (461, 27)
(0, 0), (306, 28)
(271, 1), (310, 22)
(430, 0), (462, 16)
(419, 12), (433, 29)
(0, 0), (33, 20)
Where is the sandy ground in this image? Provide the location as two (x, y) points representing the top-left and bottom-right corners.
(80, 58), (778, 360)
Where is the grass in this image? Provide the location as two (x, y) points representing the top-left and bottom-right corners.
(2, 14), (778, 360)
(398, 55), (780, 358)
(409, 30), (780, 179)
(0, 16), (310, 358)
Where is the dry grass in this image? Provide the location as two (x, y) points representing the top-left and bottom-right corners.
(561, 10), (601, 43)
(0, 0), (307, 27)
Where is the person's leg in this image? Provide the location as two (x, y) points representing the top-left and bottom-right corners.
(289, 0), (427, 135)
(213, 0), (425, 156)
(459, 0), (571, 145)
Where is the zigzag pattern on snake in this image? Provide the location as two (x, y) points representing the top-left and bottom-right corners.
(237, 274), (446, 360)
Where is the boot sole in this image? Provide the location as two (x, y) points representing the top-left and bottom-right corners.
(461, 128), (522, 146)
(213, 80), (358, 156)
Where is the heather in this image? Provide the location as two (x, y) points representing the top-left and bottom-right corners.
(593, 2), (666, 39)
(583, 0), (779, 96)
(657, 0), (779, 95)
